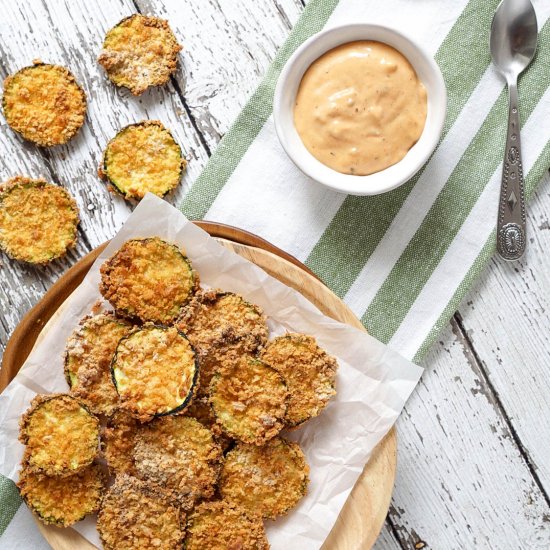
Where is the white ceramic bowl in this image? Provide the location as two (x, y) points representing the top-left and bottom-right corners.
(273, 24), (447, 196)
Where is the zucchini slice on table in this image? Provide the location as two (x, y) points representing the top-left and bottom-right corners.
(98, 14), (182, 95)
(100, 121), (186, 201)
(2, 61), (86, 146)
(0, 176), (79, 264)
(64, 313), (131, 416)
(102, 410), (139, 476)
(260, 333), (338, 427)
(17, 463), (104, 527)
(185, 500), (268, 550)
(19, 394), (100, 477)
(97, 474), (185, 550)
(133, 416), (223, 511)
(112, 325), (198, 421)
(211, 356), (287, 445)
(219, 437), (309, 519)
(100, 237), (199, 324)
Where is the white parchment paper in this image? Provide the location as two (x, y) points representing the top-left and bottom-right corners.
(0, 194), (423, 549)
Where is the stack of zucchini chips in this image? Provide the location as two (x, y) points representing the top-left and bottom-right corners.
(17, 236), (339, 549)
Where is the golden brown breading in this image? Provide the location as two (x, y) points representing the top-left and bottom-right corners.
(133, 416), (222, 510)
(18, 463), (104, 527)
(100, 237), (199, 324)
(98, 14), (182, 95)
(99, 120), (186, 201)
(185, 500), (269, 550)
(211, 356), (287, 445)
(112, 325), (198, 421)
(219, 437), (309, 519)
(184, 396), (233, 452)
(19, 394), (99, 477)
(2, 61), (86, 146)
(260, 333), (338, 427)
(102, 410), (139, 475)
(64, 313), (131, 416)
(0, 176), (79, 264)
(97, 474), (185, 550)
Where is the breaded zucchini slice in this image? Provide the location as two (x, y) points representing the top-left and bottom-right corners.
(102, 410), (139, 475)
(2, 61), (86, 146)
(133, 416), (222, 510)
(185, 501), (269, 550)
(185, 396), (233, 452)
(98, 14), (182, 95)
(0, 176), (79, 264)
(219, 437), (309, 519)
(98, 474), (185, 550)
(100, 237), (199, 324)
(64, 313), (131, 416)
(211, 356), (287, 445)
(19, 394), (99, 477)
(112, 325), (198, 421)
(100, 121), (186, 201)
(18, 463), (104, 527)
(260, 333), (338, 427)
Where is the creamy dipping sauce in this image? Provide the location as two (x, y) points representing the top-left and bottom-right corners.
(294, 40), (427, 176)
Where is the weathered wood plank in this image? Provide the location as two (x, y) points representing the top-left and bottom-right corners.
(373, 523), (404, 550)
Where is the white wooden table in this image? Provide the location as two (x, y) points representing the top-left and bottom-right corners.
(0, 1), (549, 549)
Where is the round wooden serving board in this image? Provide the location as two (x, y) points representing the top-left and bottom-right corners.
(1, 222), (396, 550)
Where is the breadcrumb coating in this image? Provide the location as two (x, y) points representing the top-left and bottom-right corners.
(185, 500), (269, 550)
(102, 410), (139, 475)
(184, 396), (233, 452)
(98, 14), (182, 95)
(0, 176), (79, 264)
(100, 120), (186, 201)
(260, 334), (338, 427)
(2, 62), (86, 146)
(133, 416), (222, 510)
(220, 438), (309, 519)
(97, 474), (184, 550)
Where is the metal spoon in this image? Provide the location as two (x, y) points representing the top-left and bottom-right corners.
(490, 0), (537, 261)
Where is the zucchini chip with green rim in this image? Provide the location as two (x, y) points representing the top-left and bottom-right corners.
(211, 356), (287, 445)
(100, 237), (199, 324)
(133, 416), (222, 510)
(17, 463), (104, 527)
(102, 410), (139, 475)
(184, 396), (233, 452)
(98, 474), (185, 550)
(2, 61), (86, 146)
(0, 176), (79, 264)
(64, 313), (131, 416)
(185, 500), (268, 550)
(100, 121), (186, 201)
(219, 437), (309, 519)
(19, 394), (99, 477)
(260, 333), (338, 427)
(112, 325), (198, 421)
(98, 14), (182, 95)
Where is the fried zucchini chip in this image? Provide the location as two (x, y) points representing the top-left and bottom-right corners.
(185, 396), (233, 452)
(18, 463), (104, 527)
(64, 313), (131, 416)
(100, 237), (198, 324)
(98, 14), (182, 95)
(100, 120), (186, 201)
(219, 437), (309, 519)
(0, 176), (79, 264)
(19, 394), (99, 477)
(102, 410), (139, 475)
(133, 416), (222, 510)
(2, 61), (86, 146)
(260, 334), (338, 427)
(211, 356), (287, 445)
(98, 474), (184, 550)
(185, 501), (269, 550)
(112, 325), (198, 421)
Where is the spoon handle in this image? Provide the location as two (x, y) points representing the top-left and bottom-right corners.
(496, 81), (526, 261)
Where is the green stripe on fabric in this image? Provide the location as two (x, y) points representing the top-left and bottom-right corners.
(414, 141), (550, 362)
(0, 474), (21, 536)
(305, 0), (499, 297)
(180, 0), (339, 220)
(362, 18), (550, 344)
